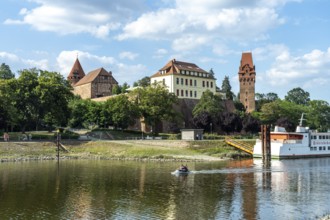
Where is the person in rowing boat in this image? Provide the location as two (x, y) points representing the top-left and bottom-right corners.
(179, 164), (188, 172)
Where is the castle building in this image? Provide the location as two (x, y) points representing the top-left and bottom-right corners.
(67, 58), (118, 99)
(238, 52), (256, 112)
(150, 59), (216, 99)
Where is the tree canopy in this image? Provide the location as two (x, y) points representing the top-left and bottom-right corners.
(285, 87), (310, 105)
(193, 90), (223, 117)
(133, 76), (150, 87)
(132, 83), (178, 134)
(0, 63), (15, 79)
(221, 76), (234, 100)
(0, 68), (74, 131)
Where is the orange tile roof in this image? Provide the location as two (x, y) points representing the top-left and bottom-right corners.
(67, 58), (85, 81)
(151, 59), (213, 78)
(74, 67), (118, 86)
(240, 52), (254, 69)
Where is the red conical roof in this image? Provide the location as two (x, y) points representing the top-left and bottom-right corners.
(67, 58), (86, 85)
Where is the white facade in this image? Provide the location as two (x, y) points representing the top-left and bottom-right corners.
(151, 70), (216, 100)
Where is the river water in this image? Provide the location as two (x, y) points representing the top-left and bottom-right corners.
(0, 158), (330, 219)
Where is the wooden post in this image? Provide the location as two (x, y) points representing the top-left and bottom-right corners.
(261, 125), (271, 161)
(56, 132), (61, 161)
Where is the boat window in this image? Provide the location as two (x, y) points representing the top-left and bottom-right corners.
(319, 147), (323, 150)
(328, 147), (330, 150)
(324, 147), (326, 150)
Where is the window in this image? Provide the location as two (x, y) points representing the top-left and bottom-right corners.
(210, 82), (213, 88)
(190, 79), (192, 86)
(185, 90), (188, 97)
(177, 89), (179, 96)
(194, 80), (197, 86)
(176, 78), (179, 84)
(181, 90), (184, 96)
(181, 78), (184, 85)
(202, 81), (205, 87)
(207, 81), (209, 87)
(190, 90), (192, 97)
(194, 91), (197, 97)
(185, 79), (188, 85)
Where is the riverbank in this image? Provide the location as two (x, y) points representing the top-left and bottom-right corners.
(0, 139), (253, 162)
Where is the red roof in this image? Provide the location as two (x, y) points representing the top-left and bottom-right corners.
(67, 58), (85, 84)
(74, 67), (118, 86)
(239, 52), (255, 73)
(151, 59), (213, 78)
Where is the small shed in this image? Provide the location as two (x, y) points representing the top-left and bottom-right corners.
(181, 129), (204, 140)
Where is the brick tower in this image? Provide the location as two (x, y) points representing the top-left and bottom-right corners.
(238, 52), (256, 112)
(67, 57), (85, 85)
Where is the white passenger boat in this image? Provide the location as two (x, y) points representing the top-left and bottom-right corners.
(253, 116), (330, 159)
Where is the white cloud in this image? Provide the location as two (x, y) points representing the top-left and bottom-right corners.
(252, 44), (289, 61)
(119, 51), (138, 60)
(22, 59), (49, 70)
(4, 0), (145, 38)
(0, 51), (50, 72)
(265, 47), (330, 87)
(172, 35), (211, 51)
(153, 48), (168, 59)
(118, 0), (292, 47)
(113, 63), (148, 85)
(0, 52), (20, 61)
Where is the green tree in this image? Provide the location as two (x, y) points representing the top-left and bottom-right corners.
(13, 69), (41, 132)
(112, 82), (130, 94)
(241, 114), (260, 134)
(134, 76), (150, 87)
(307, 100), (330, 131)
(68, 98), (90, 128)
(0, 78), (17, 130)
(285, 87), (310, 105)
(37, 70), (73, 130)
(193, 90), (223, 117)
(121, 82), (130, 93)
(0, 63), (15, 79)
(112, 84), (121, 95)
(220, 112), (242, 134)
(132, 83), (178, 135)
(221, 76), (234, 100)
(255, 92), (279, 111)
(260, 99), (307, 131)
(104, 95), (139, 130)
(209, 68), (215, 77)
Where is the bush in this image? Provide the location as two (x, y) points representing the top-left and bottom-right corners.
(167, 134), (179, 140)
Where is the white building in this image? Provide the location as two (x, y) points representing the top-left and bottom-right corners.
(150, 59), (216, 99)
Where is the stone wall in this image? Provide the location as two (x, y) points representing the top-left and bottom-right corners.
(74, 83), (91, 99)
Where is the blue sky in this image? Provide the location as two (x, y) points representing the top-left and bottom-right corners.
(1, 0), (330, 102)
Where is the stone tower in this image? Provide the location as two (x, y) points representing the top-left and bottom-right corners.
(67, 58), (86, 85)
(238, 52), (256, 112)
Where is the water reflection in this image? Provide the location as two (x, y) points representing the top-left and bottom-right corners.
(0, 158), (330, 219)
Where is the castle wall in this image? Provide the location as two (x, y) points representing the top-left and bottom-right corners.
(74, 83), (92, 99)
